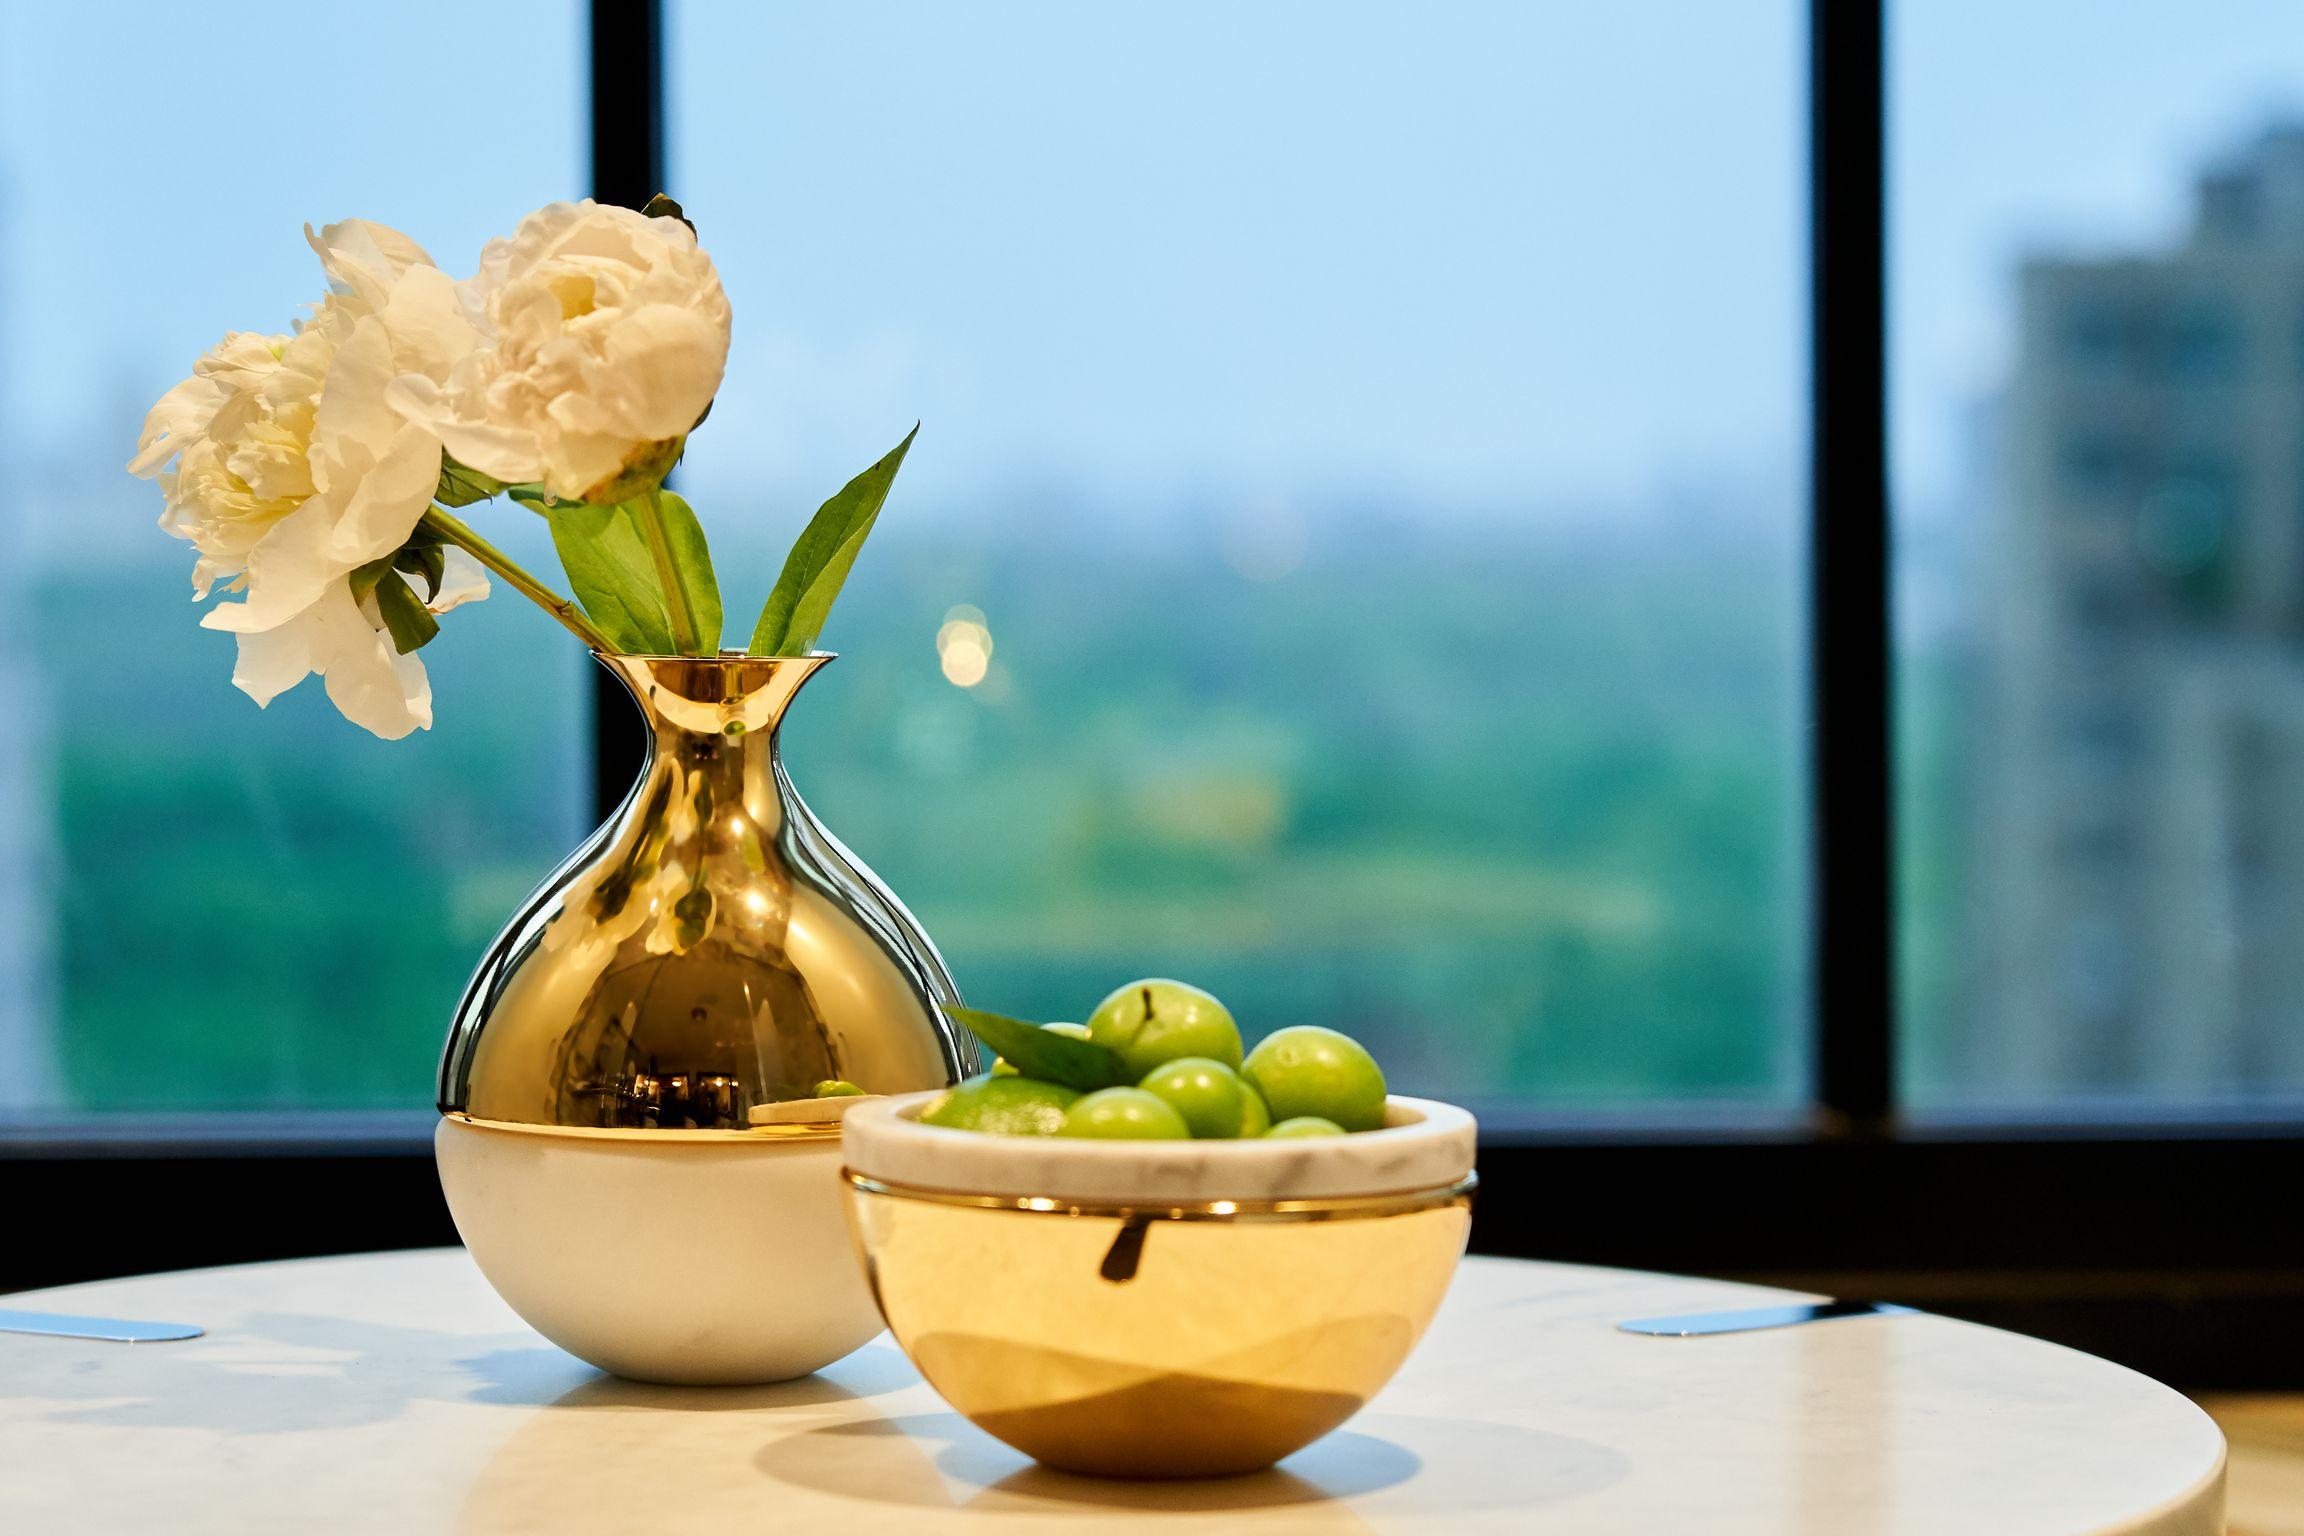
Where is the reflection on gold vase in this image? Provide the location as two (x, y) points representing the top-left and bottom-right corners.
(435, 652), (971, 1385)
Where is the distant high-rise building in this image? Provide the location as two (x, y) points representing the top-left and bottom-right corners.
(1974, 124), (2304, 1098)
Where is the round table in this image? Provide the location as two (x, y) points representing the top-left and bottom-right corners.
(0, 1250), (2223, 1534)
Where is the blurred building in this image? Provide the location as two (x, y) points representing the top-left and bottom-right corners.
(1975, 124), (2304, 1098)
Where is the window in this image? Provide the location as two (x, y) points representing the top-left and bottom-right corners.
(6, 0), (2301, 1390)
(1894, 0), (2304, 1110)
(668, 0), (1809, 1112)
(0, 2), (588, 1115)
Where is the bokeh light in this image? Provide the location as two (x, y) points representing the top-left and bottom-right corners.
(940, 636), (990, 687)
(936, 603), (994, 688)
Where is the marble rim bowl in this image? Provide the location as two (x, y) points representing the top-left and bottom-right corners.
(841, 1092), (1477, 1202)
(839, 1093), (1478, 1478)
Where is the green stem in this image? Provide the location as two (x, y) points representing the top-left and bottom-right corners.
(635, 488), (702, 655)
(419, 505), (613, 653)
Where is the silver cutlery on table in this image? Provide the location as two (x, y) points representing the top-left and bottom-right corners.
(0, 1309), (203, 1343)
(1617, 1299), (1914, 1337)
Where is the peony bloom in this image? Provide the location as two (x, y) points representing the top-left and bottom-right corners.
(129, 328), (326, 600)
(130, 219), (486, 738)
(386, 200), (732, 503)
(226, 548), (490, 741)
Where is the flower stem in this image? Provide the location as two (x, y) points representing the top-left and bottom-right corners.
(419, 505), (613, 653)
(635, 488), (702, 655)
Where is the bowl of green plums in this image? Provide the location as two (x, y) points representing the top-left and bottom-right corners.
(840, 978), (1476, 1479)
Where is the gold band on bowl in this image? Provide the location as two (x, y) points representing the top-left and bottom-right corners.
(841, 1169), (1476, 1221)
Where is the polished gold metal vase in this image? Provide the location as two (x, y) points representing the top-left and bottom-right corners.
(433, 651), (973, 1385)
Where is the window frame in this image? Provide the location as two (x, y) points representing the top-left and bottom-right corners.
(7, 0), (2302, 1390)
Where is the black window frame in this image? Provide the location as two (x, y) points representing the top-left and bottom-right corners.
(7, 0), (2302, 1390)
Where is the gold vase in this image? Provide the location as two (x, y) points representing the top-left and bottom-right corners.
(433, 651), (973, 1384)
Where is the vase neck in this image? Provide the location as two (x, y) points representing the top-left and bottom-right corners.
(594, 653), (832, 846)
(596, 652), (830, 744)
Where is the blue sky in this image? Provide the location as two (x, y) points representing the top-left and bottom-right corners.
(2, 0), (1798, 567)
(666, 1), (1803, 529)
(5, 1), (2303, 561)
(0, 0), (582, 567)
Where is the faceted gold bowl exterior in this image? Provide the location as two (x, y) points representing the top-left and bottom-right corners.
(843, 1174), (1475, 1478)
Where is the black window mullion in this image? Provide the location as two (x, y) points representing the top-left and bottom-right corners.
(1809, 0), (1895, 1134)
(585, 0), (667, 819)
(592, 0), (1904, 1130)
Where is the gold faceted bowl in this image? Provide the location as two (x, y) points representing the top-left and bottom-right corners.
(841, 1094), (1476, 1478)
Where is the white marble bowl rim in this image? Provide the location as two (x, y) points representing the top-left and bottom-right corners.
(841, 1091), (1476, 1203)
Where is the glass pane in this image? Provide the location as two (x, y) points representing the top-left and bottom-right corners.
(671, 1), (1808, 1111)
(0, 2), (587, 1115)
(1895, 0), (2304, 1111)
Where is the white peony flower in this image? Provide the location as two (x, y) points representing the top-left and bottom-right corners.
(228, 548), (490, 741)
(129, 219), (487, 738)
(386, 199), (732, 503)
(129, 327), (326, 600)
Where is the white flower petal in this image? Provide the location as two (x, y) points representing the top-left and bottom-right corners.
(325, 421), (443, 567)
(222, 581), (435, 738)
(429, 548), (492, 614)
(309, 314), (401, 493)
(228, 614), (318, 706)
(385, 373), (545, 484)
(585, 303), (723, 439)
(311, 586), (433, 739)
(132, 219), (488, 739)
(539, 430), (632, 505)
(198, 331), (288, 386)
(128, 373), (229, 476)
(306, 219), (435, 311)
(201, 495), (340, 633)
(383, 264), (483, 384)
(414, 198), (731, 501)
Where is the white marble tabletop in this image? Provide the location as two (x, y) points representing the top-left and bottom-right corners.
(0, 1250), (2224, 1534)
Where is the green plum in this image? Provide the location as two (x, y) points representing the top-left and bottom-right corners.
(1058, 1087), (1192, 1140)
(1086, 979), (1243, 1079)
(1265, 1116), (1346, 1138)
(811, 1078), (866, 1098)
(991, 1021), (1091, 1077)
(1137, 1056), (1258, 1138)
(1242, 1026), (1387, 1133)
(920, 1075), (1080, 1136)
(1239, 1083), (1271, 1137)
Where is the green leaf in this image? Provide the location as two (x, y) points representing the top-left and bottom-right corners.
(393, 542), (447, 600)
(543, 501), (676, 654)
(750, 424), (917, 656)
(949, 1007), (1126, 1092)
(434, 458), (507, 508)
(641, 193), (696, 237)
(650, 490), (722, 653)
(372, 573), (441, 655)
(349, 554), (397, 603)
